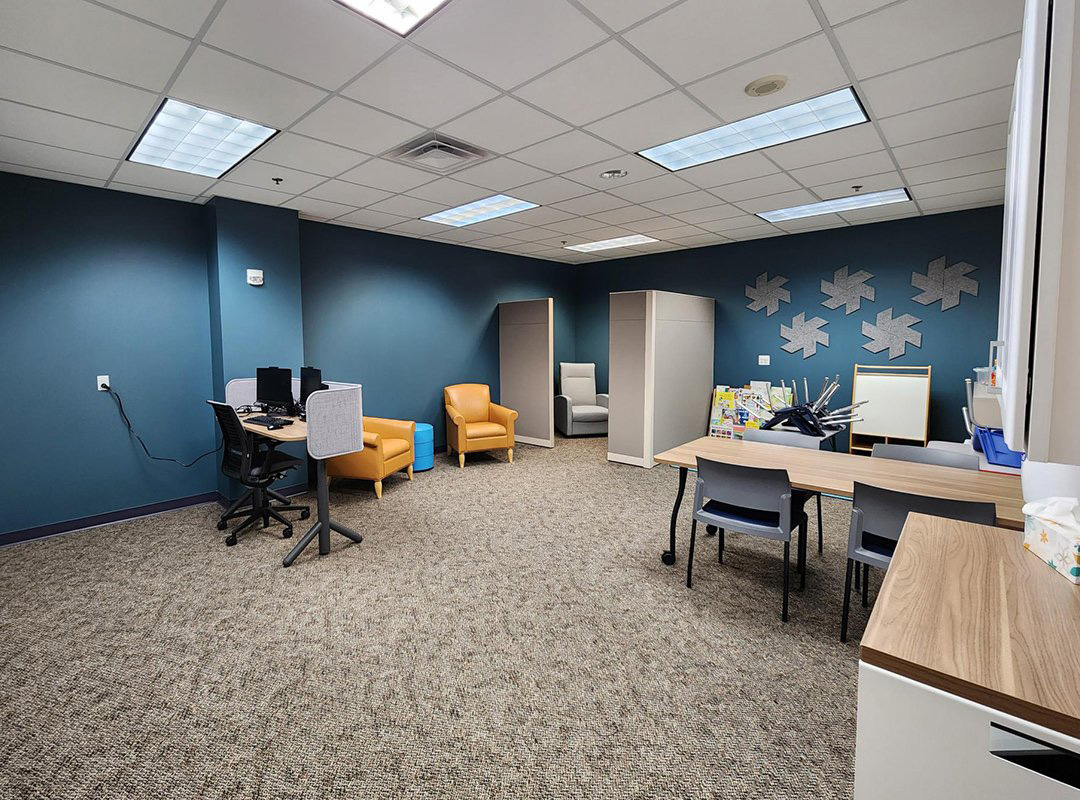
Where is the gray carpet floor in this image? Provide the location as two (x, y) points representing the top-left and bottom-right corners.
(0, 436), (874, 799)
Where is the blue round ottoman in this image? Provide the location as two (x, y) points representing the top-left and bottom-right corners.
(414, 422), (435, 471)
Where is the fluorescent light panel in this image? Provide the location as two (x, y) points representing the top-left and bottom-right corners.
(757, 188), (912, 222)
(639, 87), (867, 171)
(565, 234), (658, 252)
(335, 0), (451, 34)
(128, 98), (276, 178)
(422, 194), (538, 227)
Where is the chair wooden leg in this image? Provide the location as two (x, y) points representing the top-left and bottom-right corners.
(458, 453), (465, 468)
(508, 448), (514, 463)
(407, 465), (413, 480)
(816, 493), (824, 555)
(373, 480), (383, 499)
(782, 541), (790, 622)
(841, 558), (854, 642)
(862, 564), (870, 607)
(686, 519), (698, 588)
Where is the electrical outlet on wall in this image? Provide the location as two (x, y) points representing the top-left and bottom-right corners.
(758, 355), (771, 366)
(97, 375), (110, 391)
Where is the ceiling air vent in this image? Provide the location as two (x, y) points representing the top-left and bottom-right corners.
(388, 133), (489, 175)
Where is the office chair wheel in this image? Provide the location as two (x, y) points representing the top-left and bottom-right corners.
(282, 527), (293, 539)
(225, 534), (237, 547)
(216, 520), (228, 531)
(300, 509), (310, 519)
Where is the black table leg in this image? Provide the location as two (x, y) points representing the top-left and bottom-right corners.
(283, 459), (362, 567)
(663, 466), (687, 565)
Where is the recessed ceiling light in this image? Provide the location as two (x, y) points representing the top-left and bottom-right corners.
(422, 194), (538, 227)
(638, 87), (868, 171)
(745, 74), (788, 97)
(600, 169), (629, 180)
(565, 234), (658, 252)
(756, 188), (912, 222)
(128, 98), (276, 178)
(334, 0), (452, 35)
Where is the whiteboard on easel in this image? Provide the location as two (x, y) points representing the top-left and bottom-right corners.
(850, 365), (930, 441)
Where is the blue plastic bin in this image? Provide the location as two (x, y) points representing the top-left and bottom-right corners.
(414, 422), (434, 471)
(974, 426), (1023, 468)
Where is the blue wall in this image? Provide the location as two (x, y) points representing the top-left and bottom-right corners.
(299, 221), (576, 449)
(575, 207), (1003, 446)
(0, 172), (218, 534)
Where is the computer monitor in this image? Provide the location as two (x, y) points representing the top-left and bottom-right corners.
(300, 366), (325, 404)
(256, 366), (293, 408)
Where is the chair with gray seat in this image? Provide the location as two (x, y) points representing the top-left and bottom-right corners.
(840, 482), (996, 641)
(871, 442), (980, 470)
(555, 362), (608, 436)
(687, 456), (809, 622)
(743, 427), (826, 555)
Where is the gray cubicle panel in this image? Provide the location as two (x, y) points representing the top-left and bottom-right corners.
(498, 298), (554, 447)
(607, 290), (714, 468)
(305, 383), (363, 459)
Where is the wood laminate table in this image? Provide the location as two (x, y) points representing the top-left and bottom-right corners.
(653, 436), (1025, 565)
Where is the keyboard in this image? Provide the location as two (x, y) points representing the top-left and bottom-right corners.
(243, 415), (293, 428)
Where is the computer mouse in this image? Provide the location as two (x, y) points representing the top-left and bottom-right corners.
(268, 424), (283, 430)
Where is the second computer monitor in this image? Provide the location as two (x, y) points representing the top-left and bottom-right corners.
(256, 366), (293, 408)
(300, 366), (325, 403)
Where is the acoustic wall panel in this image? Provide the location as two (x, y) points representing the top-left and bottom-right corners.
(608, 291), (651, 466)
(499, 298), (554, 447)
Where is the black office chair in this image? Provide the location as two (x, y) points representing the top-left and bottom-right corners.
(207, 401), (310, 547)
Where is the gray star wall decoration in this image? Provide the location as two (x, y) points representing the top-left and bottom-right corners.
(745, 272), (790, 316)
(862, 308), (922, 359)
(781, 313), (829, 359)
(911, 256), (978, 310)
(821, 266), (875, 314)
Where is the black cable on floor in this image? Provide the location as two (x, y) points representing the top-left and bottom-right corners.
(105, 386), (222, 468)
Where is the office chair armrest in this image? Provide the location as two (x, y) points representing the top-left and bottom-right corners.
(596, 393), (609, 409)
(445, 404), (465, 426)
(489, 403), (518, 426)
(555, 394), (573, 432)
(364, 417), (415, 446)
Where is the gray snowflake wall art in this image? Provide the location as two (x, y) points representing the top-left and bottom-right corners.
(745, 272), (790, 316)
(862, 308), (922, 359)
(781, 313), (829, 358)
(911, 256), (978, 310)
(821, 266), (875, 314)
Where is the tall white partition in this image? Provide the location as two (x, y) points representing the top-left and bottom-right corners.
(499, 298), (554, 448)
(608, 290), (715, 468)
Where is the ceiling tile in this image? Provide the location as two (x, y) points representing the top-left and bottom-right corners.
(575, 0), (679, 31)
(335, 207), (408, 228)
(171, 46), (328, 128)
(671, 203), (746, 224)
(292, 96), (425, 154)
(811, 170), (904, 199)
(225, 160), (324, 195)
(589, 205), (660, 225)
(0, 50), (157, 130)
(766, 123), (885, 170)
(440, 96), (571, 154)
(0, 0), (190, 91)
(0, 135), (116, 180)
(386, 219), (451, 237)
(859, 34), (1020, 118)
(205, 0), (395, 90)
(112, 161), (217, 194)
(892, 124), (1008, 168)
(510, 131), (622, 174)
(878, 87), (1013, 147)
(504, 225), (565, 242)
(618, 216), (689, 234)
(412, 0), (606, 90)
(788, 150), (895, 186)
(561, 156), (668, 190)
(902, 150), (1007, 185)
(211, 182), (292, 205)
(405, 177), (490, 205)
(727, 224), (783, 240)
(817, 0), (895, 25)
(668, 232), (731, 247)
(551, 192), (629, 215)
(608, 173), (696, 203)
(918, 186), (1005, 210)
(735, 189), (819, 214)
(427, 226), (489, 242)
(500, 240), (551, 254)
(342, 45), (498, 128)
(773, 213), (847, 233)
(513, 176), (592, 205)
(687, 35), (848, 123)
(711, 173), (802, 203)
(338, 158), (437, 192)
(367, 194), (450, 218)
(463, 217), (529, 235)
(0, 162), (105, 188)
(515, 41), (672, 125)
(585, 91), (717, 152)
(253, 133), (366, 177)
(639, 222), (702, 239)
(503, 206), (574, 226)
(95, 0), (218, 36)
(840, 202), (920, 222)
(695, 213), (768, 233)
(0, 100), (133, 158)
(835, 0), (1022, 79)
(304, 179), (393, 207)
(453, 157), (550, 191)
(676, 152), (780, 189)
(643, 190), (727, 215)
(467, 234), (521, 248)
(911, 171), (1006, 199)
(623, 0), (821, 84)
(542, 216), (610, 234)
(279, 195), (354, 220)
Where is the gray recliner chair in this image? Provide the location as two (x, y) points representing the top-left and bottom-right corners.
(555, 362), (608, 436)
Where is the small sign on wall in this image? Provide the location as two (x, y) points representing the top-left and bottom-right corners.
(246, 269), (264, 286)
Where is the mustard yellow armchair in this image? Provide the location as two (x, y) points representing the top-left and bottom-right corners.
(326, 417), (415, 498)
(444, 383), (518, 468)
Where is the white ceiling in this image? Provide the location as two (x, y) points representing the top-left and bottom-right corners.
(0, 0), (1021, 263)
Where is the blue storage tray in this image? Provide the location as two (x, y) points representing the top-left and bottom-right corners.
(974, 427), (1023, 468)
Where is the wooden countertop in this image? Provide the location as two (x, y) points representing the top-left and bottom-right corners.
(239, 413), (307, 442)
(861, 513), (1080, 739)
(654, 436), (1025, 529)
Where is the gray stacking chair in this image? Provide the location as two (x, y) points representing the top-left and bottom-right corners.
(687, 456), (809, 622)
(743, 427), (825, 555)
(555, 362), (608, 436)
(840, 482), (996, 641)
(871, 442), (980, 470)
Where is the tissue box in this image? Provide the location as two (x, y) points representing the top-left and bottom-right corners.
(1023, 515), (1080, 583)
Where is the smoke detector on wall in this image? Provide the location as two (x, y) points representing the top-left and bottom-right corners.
(744, 75), (788, 97)
(388, 133), (489, 175)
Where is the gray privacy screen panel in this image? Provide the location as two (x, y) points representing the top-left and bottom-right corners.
(608, 291), (648, 463)
(499, 298), (553, 446)
(225, 378), (257, 408)
(652, 294), (715, 456)
(306, 384), (363, 459)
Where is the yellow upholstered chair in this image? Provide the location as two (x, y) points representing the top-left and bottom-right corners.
(326, 417), (415, 498)
(444, 383), (518, 467)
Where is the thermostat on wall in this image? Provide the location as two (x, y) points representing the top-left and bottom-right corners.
(246, 269), (264, 286)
